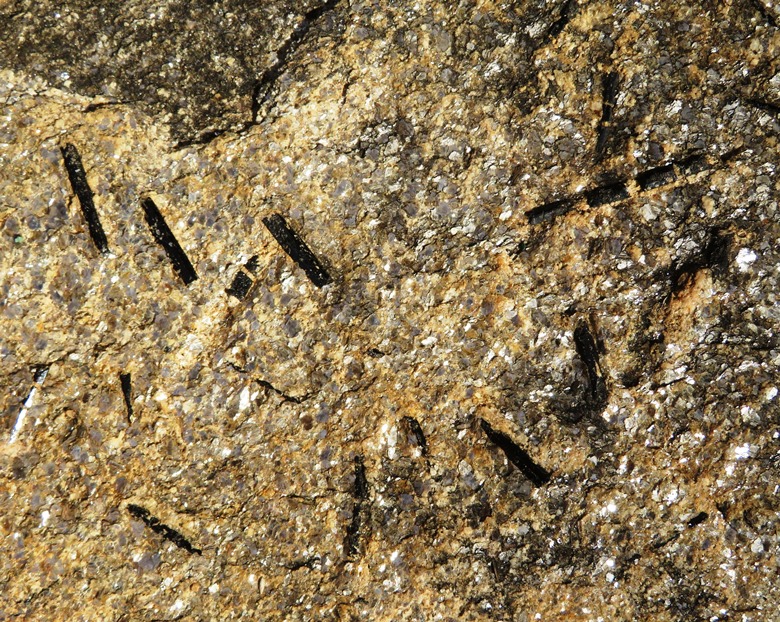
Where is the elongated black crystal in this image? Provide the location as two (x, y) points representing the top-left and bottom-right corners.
(344, 456), (369, 556)
(526, 198), (575, 225)
(127, 503), (201, 555)
(141, 197), (198, 285)
(573, 323), (604, 398)
(61, 143), (109, 254)
(595, 71), (619, 160)
(263, 213), (332, 287)
(585, 181), (629, 207)
(402, 416), (428, 456)
(480, 419), (550, 487)
(119, 373), (133, 422)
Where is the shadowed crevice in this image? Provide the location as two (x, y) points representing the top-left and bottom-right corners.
(251, 0), (342, 122)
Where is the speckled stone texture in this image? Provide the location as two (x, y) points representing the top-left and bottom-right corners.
(1, 1), (779, 621)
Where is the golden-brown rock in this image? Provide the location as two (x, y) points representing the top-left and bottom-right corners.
(1, 1), (779, 620)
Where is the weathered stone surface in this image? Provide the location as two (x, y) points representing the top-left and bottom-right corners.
(1, 1), (779, 620)
(0, 0), (330, 144)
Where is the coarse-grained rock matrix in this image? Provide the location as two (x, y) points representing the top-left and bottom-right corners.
(1, 1), (779, 620)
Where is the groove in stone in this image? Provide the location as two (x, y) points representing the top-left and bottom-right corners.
(745, 97), (780, 116)
(140, 197), (198, 285)
(669, 228), (729, 294)
(719, 146), (746, 163)
(174, 128), (227, 150)
(547, 0), (575, 40)
(254, 378), (311, 404)
(9, 367), (48, 444)
(750, 0), (778, 27)
(61, 143), (110, 254)
(262, 213), (332, 287)
(251, 0), (341, 121)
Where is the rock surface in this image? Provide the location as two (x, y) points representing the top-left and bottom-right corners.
(1, 1), (779, 620)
